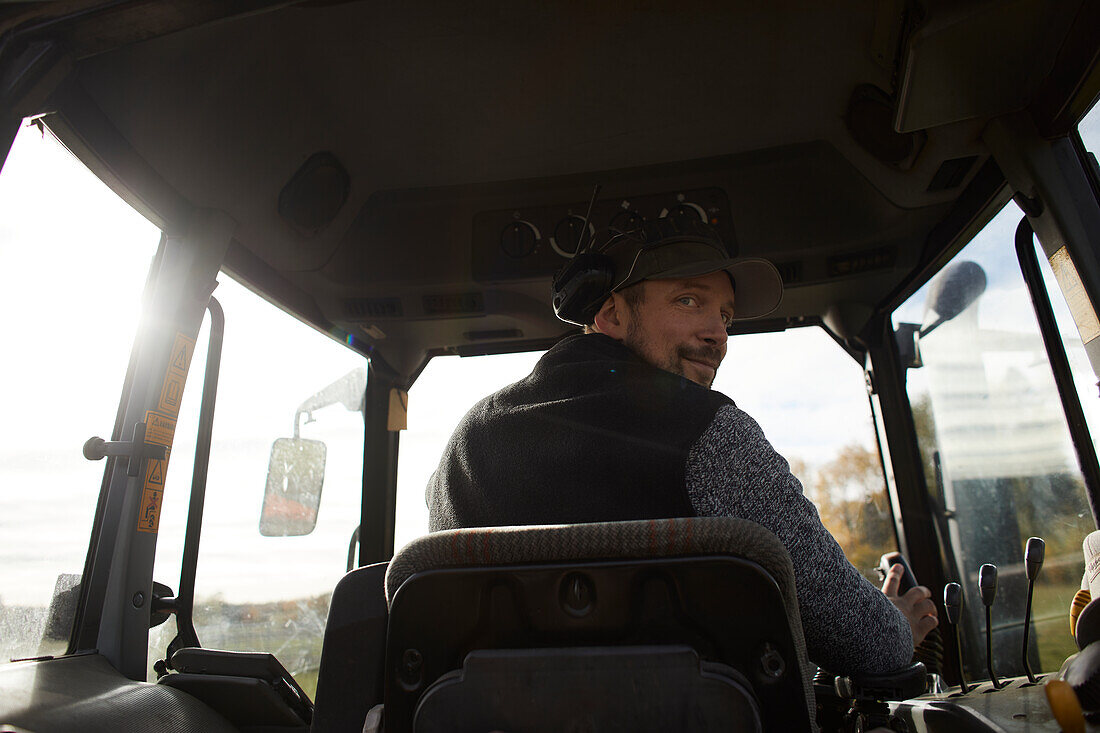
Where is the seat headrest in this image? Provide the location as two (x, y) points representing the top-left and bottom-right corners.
(387, 517), (793, 606)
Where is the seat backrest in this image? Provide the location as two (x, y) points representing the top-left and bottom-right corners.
(383, 517), (817, 732)
(310, 561), (388, 733)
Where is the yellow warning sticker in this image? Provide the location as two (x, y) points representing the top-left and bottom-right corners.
(144, 411), (177, 447)
(145, 454), (166, 487)
(138, 331), (194, 533)
(158, 372), (186, 415)
(137, 448), (170, 534)
(138, 484), (164, 533)
(156, 333), (195, 418)
(168, 333), (196, 377)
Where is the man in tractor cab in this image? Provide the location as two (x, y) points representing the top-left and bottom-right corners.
(426, 219), (937, 675)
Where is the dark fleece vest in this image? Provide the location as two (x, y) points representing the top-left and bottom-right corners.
(427, 333), (732, 530)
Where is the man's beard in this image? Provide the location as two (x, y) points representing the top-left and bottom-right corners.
(623, 321), (723, 387)
(675, 344), (724, 387)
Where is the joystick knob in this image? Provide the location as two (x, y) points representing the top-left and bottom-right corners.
(943, 582), (970, 693)
(1025, 537), (1045, 580)
(1022, 537), (1045, 683)
(978, 564), (997, 607)
(944, 582), (962, 625)
(978, 564), (1003, 689)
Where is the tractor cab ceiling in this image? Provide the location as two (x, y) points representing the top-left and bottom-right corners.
(2, 0), (1097, 382)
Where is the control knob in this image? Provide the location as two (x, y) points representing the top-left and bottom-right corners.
(550, 215), (595, 258)
(500, 220), (540, 259)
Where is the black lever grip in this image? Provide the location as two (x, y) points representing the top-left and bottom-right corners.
(879, 552), (919, 593)
(978, 564), (998, 607)
(1025, 537), (1045, 581)
(835, 662), (928, 701)
(944, 582), (962, 626)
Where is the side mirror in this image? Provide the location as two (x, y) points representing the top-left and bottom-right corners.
(260, 367), (366, 536)
(921, 260), (987, 337)
(260, 437), (327, 537)
(898, 260), (989, 369)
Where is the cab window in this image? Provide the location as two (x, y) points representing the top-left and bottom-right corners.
(0, 121), (160, 663)
(1052, 102), (1100, 445)
(893, 198), (1094, 676)
(395, 326), (894, 583)
(716, 327), (894, 582)
(395, 351), (543, 550)
(148, 275), (366, 694)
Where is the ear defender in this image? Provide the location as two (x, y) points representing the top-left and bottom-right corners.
(552, 252), (616, 326)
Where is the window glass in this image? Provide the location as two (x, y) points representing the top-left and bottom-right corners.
(1048, 103), (1100, 456)
(0, 121), (160, 663)
(395, 351), (543, 552)
(893, 200), (1093, 676)
(395, 327), (891, 582)
(147, 275), (365, 695)
(716, 327), (893, 582)
(1081, 101), (1100, 154)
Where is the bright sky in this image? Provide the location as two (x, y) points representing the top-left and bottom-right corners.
(1, 106), (1098, 624)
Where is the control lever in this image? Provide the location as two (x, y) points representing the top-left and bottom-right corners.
(878, 552), (944, 677)
(1022, 537), (1045, 684)
(835, 662), (927, 731)
(879, 552), (919, 591)
(943, 582), (970, 693)
(978, 563), (1004, 689)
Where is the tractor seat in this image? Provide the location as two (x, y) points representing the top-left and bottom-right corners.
(380, 517), (817, 732)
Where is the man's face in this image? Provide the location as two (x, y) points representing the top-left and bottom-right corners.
(618, 271), (735, 388)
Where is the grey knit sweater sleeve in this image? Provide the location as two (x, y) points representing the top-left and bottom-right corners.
(685, 404), (913, 675)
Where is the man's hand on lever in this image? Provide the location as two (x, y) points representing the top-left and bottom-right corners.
(881, 563), (939, 647)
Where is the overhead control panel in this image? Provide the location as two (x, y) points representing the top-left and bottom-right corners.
(471, 188), (736, 283)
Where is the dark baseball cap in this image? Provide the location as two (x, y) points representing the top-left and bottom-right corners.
(602, 222), (783, 321)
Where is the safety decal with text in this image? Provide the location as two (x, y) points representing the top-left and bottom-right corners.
(138, 408), (177, 534)
(137, 331), (195, 533)
(144, 410), (178, 446)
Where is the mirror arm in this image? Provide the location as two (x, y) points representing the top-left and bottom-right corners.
(167, 295), (226, 661)
(290, 369), (368, 436)
(917, 316), (946, 339)
(894, 322), (923, 369)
